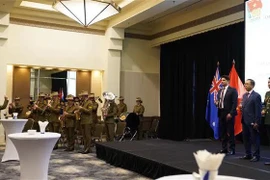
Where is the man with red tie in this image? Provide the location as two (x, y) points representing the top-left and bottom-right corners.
(216, 75), (238, 155)
(240, 79), (262, 162)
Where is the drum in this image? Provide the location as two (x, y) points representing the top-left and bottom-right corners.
(119, 112), (130, 122)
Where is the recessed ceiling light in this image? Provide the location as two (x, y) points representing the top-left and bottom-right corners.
(33, 67), (40, 69)
(70, 69), (77, 71)
(20, 1), (57, 11)
(45, 67), (53, 70)
(81, 70), (88, 72)
(58, 68), (66, 71)
(19, 65), (27, 68)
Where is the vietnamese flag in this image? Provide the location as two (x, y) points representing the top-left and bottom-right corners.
(229, 62), (246, 135)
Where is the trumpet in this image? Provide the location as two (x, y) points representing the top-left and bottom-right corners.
(41, 99), (52, 115)
(58, 114), (65, 128)
(74, 109), (81, 121)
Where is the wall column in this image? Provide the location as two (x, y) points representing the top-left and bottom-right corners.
(103, 27), (124, 97)
(0, 12), (9, 144)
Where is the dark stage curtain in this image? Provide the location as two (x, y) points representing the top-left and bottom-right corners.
(51, 71), (67, 100)
(159, 22), (245, 141)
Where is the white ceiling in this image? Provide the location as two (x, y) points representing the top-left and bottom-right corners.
(0, 0), (217, 35)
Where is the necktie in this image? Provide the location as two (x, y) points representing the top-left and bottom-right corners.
(219, 88), (225, 108)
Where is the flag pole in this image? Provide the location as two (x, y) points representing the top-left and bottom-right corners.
(217, 61), (220, 67)
(232, 59), (235, 65)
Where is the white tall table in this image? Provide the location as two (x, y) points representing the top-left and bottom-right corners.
(9, 132), (60, 180)
(0, 119), (27, 162)
(156, 174), (253, 180)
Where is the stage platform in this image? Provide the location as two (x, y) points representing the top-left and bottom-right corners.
(96, 139), (270, 180)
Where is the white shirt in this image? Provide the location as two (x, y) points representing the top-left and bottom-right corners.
(247, 89), (253, 98)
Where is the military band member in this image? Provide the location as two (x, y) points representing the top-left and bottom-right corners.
(103, 99), (118, 141)
(47, 92), (61, 149)
(8, 97), (23, 118)
(262, 78), (270, 165)
(117, 96), (127, 117)
(76, 91), (97, 153)
(63, 94), (76, 151)
(133, 97), (145, 140)
(23, 98), (36, 132)
(0, 96), (9, 116)
(133, 97), (145, 119)
(33, 92), (48, 123)
(89, 93), (99, 124)
(74, 95), (82, 134)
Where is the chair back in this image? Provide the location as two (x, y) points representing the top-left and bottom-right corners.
(149, 118), (159, 133)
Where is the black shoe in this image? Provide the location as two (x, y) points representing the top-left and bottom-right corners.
(64, 148), (74, 152)
(239, 155), (252, 160)
(264, 162), (270, 165)
(250, 157), (260, 162)
(227, 151), (235, 155)
(82, 149), (92, 154)
(218, 149), (228, 154)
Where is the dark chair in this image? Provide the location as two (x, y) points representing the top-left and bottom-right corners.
(148, 117), (159, 138)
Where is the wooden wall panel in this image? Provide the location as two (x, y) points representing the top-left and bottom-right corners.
(13, 67), (30, 116)
(76, 71), (91, 96)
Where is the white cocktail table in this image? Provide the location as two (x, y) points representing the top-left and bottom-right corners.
(156, 174), (253, 180)
(0, 119), (27, 162)
(9, 132), (60, 180)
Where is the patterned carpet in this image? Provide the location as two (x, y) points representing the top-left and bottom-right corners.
(0, 145), (151, 180)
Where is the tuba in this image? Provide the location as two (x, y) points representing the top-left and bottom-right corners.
(101, 91), (116, 120)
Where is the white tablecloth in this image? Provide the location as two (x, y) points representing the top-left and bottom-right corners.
(0, 119), (27, 162)
(9, 132), (61, 180)
(156, 174), (253, 180)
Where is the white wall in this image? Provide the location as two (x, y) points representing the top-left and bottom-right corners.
(121, 38), (160, 116)
(4, 24), (107, 70)
(1, 23), (107, 105)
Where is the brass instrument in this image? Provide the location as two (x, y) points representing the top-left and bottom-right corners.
(58, 114), (65, 128)
(101, 91), (115, 120)
(41, 99), (52, 115)
(74, 101), (81, 121)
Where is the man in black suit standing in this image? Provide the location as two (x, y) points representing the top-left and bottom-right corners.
(216, 75), (238, 155)
(240, 79), (262, 162)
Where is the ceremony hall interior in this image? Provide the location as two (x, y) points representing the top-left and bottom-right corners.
(1, 0), (270, 180)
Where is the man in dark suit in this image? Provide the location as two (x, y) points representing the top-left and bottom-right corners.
(240, 79), (262, 162)
(215, 75), (238, 155)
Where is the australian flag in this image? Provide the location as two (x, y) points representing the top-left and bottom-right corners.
(205, 66), (222, 139)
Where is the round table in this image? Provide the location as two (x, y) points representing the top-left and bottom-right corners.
(156, 174), (253, 180)
(0, 119), (27, 162)
(8, 132), (61, 180)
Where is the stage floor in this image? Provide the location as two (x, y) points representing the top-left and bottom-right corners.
(96, 139), (270, 180)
